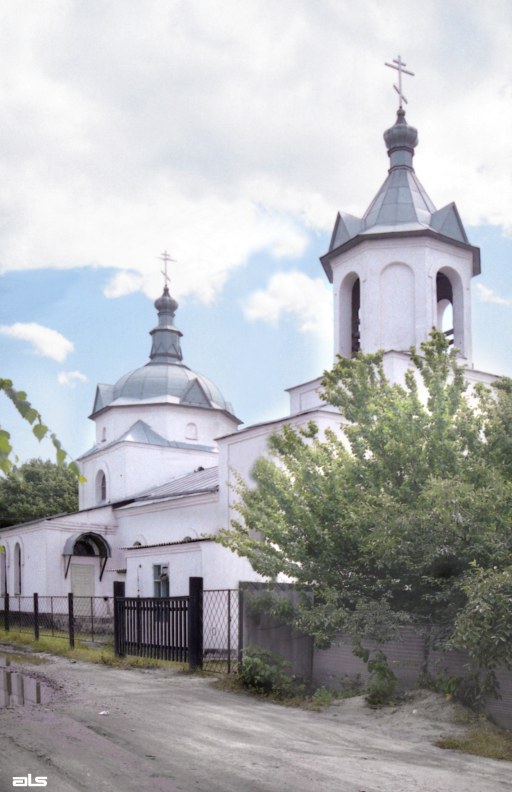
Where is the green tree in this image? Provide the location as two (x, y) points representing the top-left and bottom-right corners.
(217, 331), (512, 701)
(0, 458), (79, 528)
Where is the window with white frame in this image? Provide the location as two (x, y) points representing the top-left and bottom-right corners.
(153, 564), (169, 597)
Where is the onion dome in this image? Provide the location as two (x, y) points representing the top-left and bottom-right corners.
(91, 285), (238, 419)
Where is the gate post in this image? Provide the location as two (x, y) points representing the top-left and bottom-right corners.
(238, 586), (245, 672)
(33, 593), (39, 641)
(188, 577), (203, 671)
(113, 581), (126, 657)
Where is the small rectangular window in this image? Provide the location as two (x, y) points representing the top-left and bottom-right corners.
(153, 564), (169, 597)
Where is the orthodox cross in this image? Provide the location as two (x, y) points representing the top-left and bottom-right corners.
(158, 249), (175, 288)
(385, 55), (414, 108)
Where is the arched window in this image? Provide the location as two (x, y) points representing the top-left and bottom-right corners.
(185, 422), (198, 440)
(101, 427), (107, 442)
(96, 470), (107, 504)
(14, 543), (22, 595)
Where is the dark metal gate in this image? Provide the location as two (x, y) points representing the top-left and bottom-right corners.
(114, 596), (189, 661)
(113, 578), (240, 673)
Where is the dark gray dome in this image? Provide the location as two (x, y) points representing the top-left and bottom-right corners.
(112, 362), (232, 412)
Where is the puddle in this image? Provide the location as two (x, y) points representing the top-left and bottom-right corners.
(0, 654), (52, 706)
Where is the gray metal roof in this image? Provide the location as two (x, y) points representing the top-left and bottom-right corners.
(91, 286), (238, 421)
(122, 537), (212, 550)
(130, 465), (219, 502)
(323, 109), (480, 278)
(79, 419), (215, 460)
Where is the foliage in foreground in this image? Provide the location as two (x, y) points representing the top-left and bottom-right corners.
(0, 378), (80, 477)
(0, 458), (79, 528)
(237, 645), (360, 708)
(217, 331), (512, 705)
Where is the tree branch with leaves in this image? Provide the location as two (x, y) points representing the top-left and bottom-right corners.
(217, 330), (512, 704)
(0, 378), (80, 478)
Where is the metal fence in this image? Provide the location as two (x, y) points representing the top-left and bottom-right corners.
(203, 588), (240, 674)
(0, 593), (114, 645)
(0, 581), (241, 674)
(114, 596), (188, 661)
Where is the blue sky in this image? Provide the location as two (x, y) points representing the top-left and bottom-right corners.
(1, 0), (512, 465)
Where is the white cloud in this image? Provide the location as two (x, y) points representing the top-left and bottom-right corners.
(58, 370), (88, 388)
(475, 284), (512, 307)
(244, 271), (332, 339)
(0, 323), (73, 362)
(0, 1), (511, 299)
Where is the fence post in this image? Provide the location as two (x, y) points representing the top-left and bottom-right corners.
(68, 592), (75, 649)
(4, 592), (9, 633)
(33, 593), (39, 641)
(227, 590), (232, 674)
(113, 581), (125, 657)
(238, 586), (244, 672)
(188, 576), (203, 671)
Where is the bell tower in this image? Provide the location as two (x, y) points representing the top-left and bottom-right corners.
(320, 59), (480, 365)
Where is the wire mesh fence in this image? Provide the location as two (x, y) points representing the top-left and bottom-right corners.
(203, 589), (240, 674)
(73, 596), (114, 644)
(0, 594), (114, 645)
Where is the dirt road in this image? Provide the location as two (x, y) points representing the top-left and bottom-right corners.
(0, 647), (510, 792)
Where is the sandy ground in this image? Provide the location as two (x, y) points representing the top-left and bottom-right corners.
(0, 646), (510, 792)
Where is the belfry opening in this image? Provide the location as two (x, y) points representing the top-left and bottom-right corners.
(436, 272), (454, 345)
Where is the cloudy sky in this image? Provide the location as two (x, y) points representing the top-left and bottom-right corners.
(1, 0), (512, 465)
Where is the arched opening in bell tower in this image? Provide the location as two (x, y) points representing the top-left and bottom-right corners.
(338, 272), (361, 358)
(436, 272), (454, 344)
(436, 267), (467, 356)
(351, 278), (361, 355)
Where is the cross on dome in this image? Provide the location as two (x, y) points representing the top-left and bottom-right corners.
(158, 249), (175, 289)
(385, 55), (414, 109)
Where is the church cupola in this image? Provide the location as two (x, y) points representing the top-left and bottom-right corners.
(320, 58), (481, 364)
(149, 285), (183, 363)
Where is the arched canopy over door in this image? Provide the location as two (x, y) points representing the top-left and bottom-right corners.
(63, 532), (112, 581)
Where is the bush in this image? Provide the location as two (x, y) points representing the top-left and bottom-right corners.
(239, 645), (303, 698)
(365, 649), (398, 706)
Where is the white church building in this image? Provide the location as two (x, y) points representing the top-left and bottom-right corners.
(0, 100), (497, 601)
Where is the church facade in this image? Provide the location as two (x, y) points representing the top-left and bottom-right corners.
(0, 103), (496, 601)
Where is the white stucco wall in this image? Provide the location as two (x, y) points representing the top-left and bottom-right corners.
(331, 236), (475, 362)
(79, 441), (219, 509)
(217, 409), (346, 518)
(0, 511), (117, 599)
(92, 402), (238, 449)
(124, 539), (258, 598)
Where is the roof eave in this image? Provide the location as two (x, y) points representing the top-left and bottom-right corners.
(320, 229), (481, 277)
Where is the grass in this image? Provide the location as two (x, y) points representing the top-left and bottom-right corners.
(214, 674), (362, 710)
(0, 628), (186, 671)
(436, 719), (512, 762)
